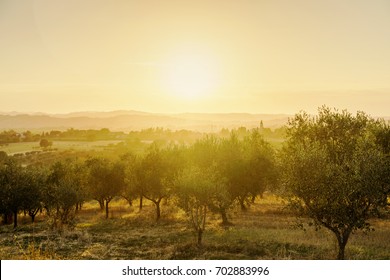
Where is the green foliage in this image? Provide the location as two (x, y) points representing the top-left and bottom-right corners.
(138, 144), (183, 220)
(85, 157), (125, 218)
(1, 108), (388, 260)
(0, 159), (37, 227)
(281, 106), (389, 259)
(174, 166), (212, 245)
(0, 151), (8, 162)
(189, 137), (233, 224)
(120, 152), (141, 207)
(190, 135), (220, 169)
(372, 120), (390, 205)
(0, 130), (22, 144)
(39, 139), (52, 149)
(186, 131), (277, 224)
(45, 160), (86, 228)
(220, 130), (278, 210)
(21, 166), (46, 223)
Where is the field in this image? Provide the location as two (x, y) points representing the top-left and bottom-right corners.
(1, 194), (389, 260)
(0, 140), (123, 156)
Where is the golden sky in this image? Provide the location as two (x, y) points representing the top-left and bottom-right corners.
(1, 0), (390, 115)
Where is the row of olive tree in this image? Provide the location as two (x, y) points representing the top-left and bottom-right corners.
(0, 159), (45, 228)
(173, 131), (277, 245)
(1, 129), (277, 232)
(173, 106), (389, 255)
(117, 131), (277, 227)
(0, 158), (87, 229)
(1, 106), (388, 259)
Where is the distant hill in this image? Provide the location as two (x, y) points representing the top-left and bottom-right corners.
(0, 110), (292, 132)
(1, 110), (388, 132)
(51, 110), (152, 118)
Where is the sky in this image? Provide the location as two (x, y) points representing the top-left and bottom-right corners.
(1, 0), (390, 115)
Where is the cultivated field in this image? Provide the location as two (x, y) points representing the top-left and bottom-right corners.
(0, 140), (123, 156)
(1, 194), (389, 260)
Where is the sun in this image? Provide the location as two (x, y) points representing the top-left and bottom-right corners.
(163, 52), (219, 99)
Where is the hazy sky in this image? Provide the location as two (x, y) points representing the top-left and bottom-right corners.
(1, 0), (390, 115)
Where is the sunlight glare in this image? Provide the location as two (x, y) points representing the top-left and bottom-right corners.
(164, 52), (219, 99)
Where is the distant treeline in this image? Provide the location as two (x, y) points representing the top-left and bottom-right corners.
(0, 124), (286, 145)
(0, 128), (126, 144)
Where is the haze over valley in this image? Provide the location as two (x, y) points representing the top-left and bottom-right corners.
(0, 110), (291, 132)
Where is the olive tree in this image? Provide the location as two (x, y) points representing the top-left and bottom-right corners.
(85, 157), (125, 219)
(174, 166), (215, 246)
(0, 159), (26, 228)
(219, 131), (277, 211)
(0, 159), (11, 224)
(373, 120), (390, 205)
(39, 139), (52, 149)
(0, 159), (46, 227)
(120, 152), (142, 209)
(190, 136), (233, 225)
(45, 161), (85, 228)
(281, 107), (388, 259)
(138, 144), (182, 220)
(22, 166), (46, 223)
(244, 129), (278, 201)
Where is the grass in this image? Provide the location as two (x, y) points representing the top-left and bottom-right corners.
(1, 195), (389, 260)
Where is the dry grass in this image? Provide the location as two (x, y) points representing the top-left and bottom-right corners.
(1, 195), (389, 260)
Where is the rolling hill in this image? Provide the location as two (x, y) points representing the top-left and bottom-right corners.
(0, 110), (293, 132)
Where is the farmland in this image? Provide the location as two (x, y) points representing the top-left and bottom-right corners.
(0, 108), (389, 260)
(1, 195), (389, 260)
(0, 140), (123, 156)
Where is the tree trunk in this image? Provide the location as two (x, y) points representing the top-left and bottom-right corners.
(13, 211), (18, 228)
(29, 209), (39, 223)
(3, 213), (11, 225)
(337, 239), (347, 260)
(76, 202), (83, 212)
(139, 195), (143, 210)
(259, 192), (264, 199)
(7, 213), (13, 224)
(105, 200), (110, 219)
(98, 199), (104, 210)
(123, 196), (133, 207)
(220, 209), (229, 225)
(197, 229), (203, 246)
(155, 201), (161, 221)
(251, 194), (256, 203)
(144, 196), (162, 220)
(335, 230), (351, 260)
(239, 198), (247, 211)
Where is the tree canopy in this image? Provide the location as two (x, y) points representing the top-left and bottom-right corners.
(281, 106), (389, 259)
